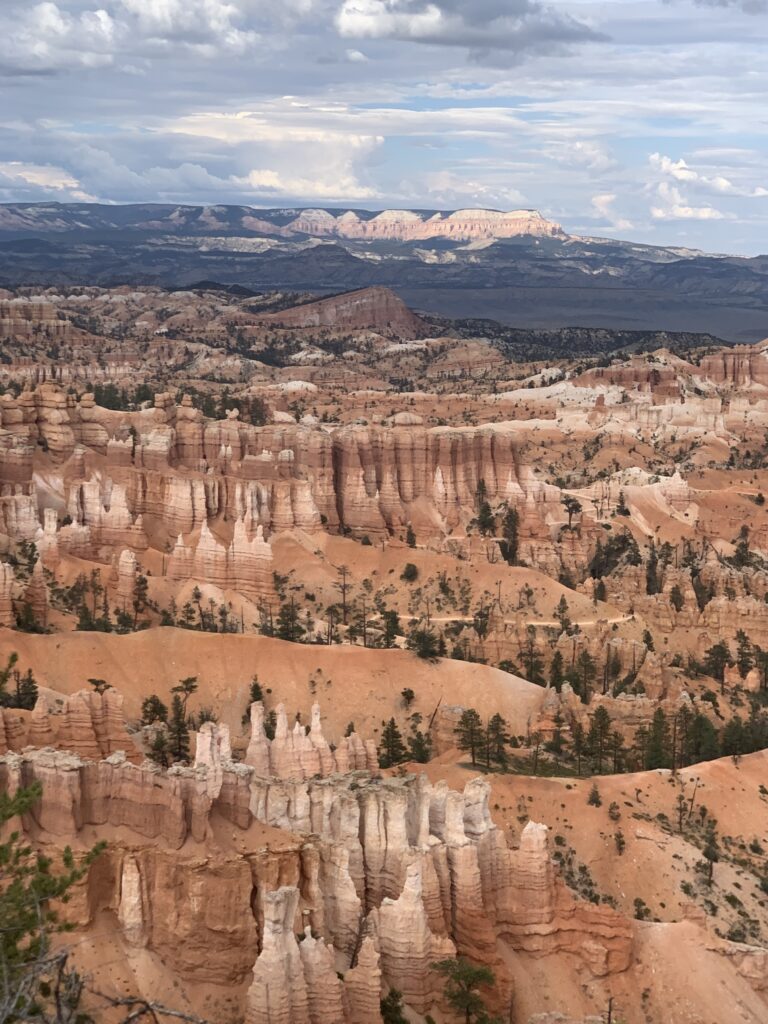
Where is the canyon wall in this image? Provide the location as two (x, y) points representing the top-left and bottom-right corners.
(0, 710), (633, 1023)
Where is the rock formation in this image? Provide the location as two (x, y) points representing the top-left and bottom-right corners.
(254, 287), (428, 340)
(285, 208), (565, 242)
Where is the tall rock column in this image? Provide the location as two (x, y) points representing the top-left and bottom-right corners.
(245, 887), (310, 1024)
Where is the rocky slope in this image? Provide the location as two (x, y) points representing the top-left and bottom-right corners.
(252, 286), (429, 338)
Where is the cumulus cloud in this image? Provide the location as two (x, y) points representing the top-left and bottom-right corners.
(591, 193), (632, 231)
(335, 0), (602, 56)
(0, 3), (117, 74)
(0, 0), (286, 73)
(0, 161), (97, 201)
(650, 152), (768, 198)
(650, 181), (725, 221)
(116, 0), (260, 54)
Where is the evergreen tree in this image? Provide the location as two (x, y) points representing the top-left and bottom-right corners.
(407, 628), (440, 660)
(519, 626), (545, 685)
(432, 957), (496, 1024)
(610, 729), (625, 773)
(704, 640), (733, 691)
(500, 505), (520, 565)
(148, 729), (170, 768)
(380, 989), (408, 1024)
(645, 541), (660, 595)
(549, 650), (565, 690)
(168, 694), (190, 762)
(486, 713), (510, 767)
(276, 599), (305, 643)
(87, 677), (110, 695)
(561, 496), (582, 530)
(735, 630), (754, 679)
(669, 584), (684, 613)
(132, 573), (149, 629)
(575, 649), (597, 702)
(0, 782), (104, 1022)
(380, 609), (401, 648)
(586, 705), (612, 774)
(476, 501), (495, 536)
(455, 709), (484, 766)
(407, 714), (432, 764)
(616, 490), (629, 516)
(721, 716), (746, 758)
(141, 694), (168, 725)
(405, 524), (416, 548)
(555, 595), (571, 634)
(646, 708), (670, 769)
(17, 670), (36, 710)
(379, 718), (407, 768)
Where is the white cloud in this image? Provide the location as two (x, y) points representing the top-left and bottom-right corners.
(116, 0), (259, 54)
(0, 161), (97, 201)
(0, 3), (117, 73)
(650, 181), (725, 220)
(591, 193), (632, 230)
(335, 0), (601, 54)
(345, 48), (369, 61)
(650, 151), (768, 198)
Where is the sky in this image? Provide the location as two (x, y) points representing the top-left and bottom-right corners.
(0, 0), (767, 254)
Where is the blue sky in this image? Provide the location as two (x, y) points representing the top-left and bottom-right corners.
(0, 0), (766, 253)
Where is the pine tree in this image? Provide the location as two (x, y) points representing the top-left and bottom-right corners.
(0, 783), (104, 1022)
(14, 668), (38, 710)
(519, 626), (545, 685)
(735, 630), (754, 679)
(486, 713), (510, 767)
(172, 675), (198, 716)
(645, 541), (660, 595)
(586, 705), (612, 774)
(669, 584), (684, 612)
(476, 501), (495, 536)
(500, 504), (519, 565)
(704, 640), (733, 692)
(276, 599), (305, 643)
(575, 649), (597, 702)
(646, 708), (670, 769)
(379, 718), (407, 768)
(561, 495), (582, 530)
(148, 729), (170, 768)
(549, 649), (564, 690)
(407, 715), (432, 764)
(168, 694), (190, 762)
(380, 989), (408, 1024)
(405, 524), (416, 548)
(455, 709), (484, 766)
(432, 957), (495, 1024)
(555, 595), (571, 634)
(141, 694), (168, 725)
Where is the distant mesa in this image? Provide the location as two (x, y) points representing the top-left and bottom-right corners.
(0, 201), (565, 244)
(252, 285), (429, 339)
(282, 207), (565, 242)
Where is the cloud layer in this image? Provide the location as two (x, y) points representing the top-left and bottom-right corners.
(0, 0), (767, 253)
